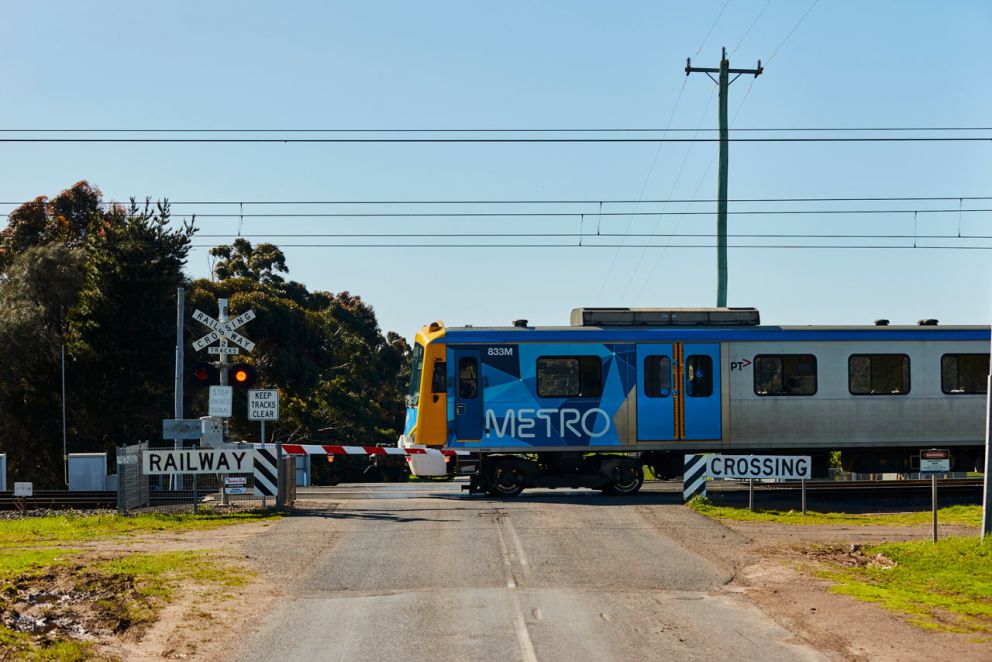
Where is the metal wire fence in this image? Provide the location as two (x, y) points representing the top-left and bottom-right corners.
(117, 442), (295, 514)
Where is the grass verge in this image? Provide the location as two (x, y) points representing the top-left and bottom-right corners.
(823, 537), (992, 635)
(687, 497), (981, 527)
(0, 512), (270, 660)
(0, 510), (280, 548)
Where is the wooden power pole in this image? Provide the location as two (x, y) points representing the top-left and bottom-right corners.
(685, 47), (763, 307)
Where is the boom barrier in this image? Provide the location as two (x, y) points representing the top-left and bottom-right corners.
(280, 444), (470, 457)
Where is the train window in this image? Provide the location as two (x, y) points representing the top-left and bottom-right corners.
(941, 354), (989, 394)
(644, 356), (672, 398)
(407, 343), (425, 406)
(849, 354), (910, 395)
(754, 355), (817, 396)
(685, 355), (713, 397)
(536, 356), (603, 398)
(458, 357), (478, 398)
(431, 361), (447, 393)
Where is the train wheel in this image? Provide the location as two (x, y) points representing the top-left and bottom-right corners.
(488, 460), (525, 497)
(602, 460), (644, 496)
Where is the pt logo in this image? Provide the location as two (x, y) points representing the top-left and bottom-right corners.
(730, 358), (752, 372)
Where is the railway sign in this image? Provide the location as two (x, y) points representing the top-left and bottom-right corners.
(248, 389), (279, 421)
(208, 346), (240, 355)
(14, 482), (32, 497)
(143, 449), (253, 475)
(224, 476), (249, 495)
(191, 308), (256, 354)
(706, 455), (812, 480)
(920, 449), (950, 474)
(208, 385), (234, 417)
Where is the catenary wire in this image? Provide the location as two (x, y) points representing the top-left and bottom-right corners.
(0, 127), (989, 132)
(0, 137), (987, 143)
(9, 208), (985, 219)
(4, 196), (989, 206)
(188, 243), (992, 250)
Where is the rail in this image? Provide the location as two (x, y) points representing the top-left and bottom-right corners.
(0, 490), (118, 510)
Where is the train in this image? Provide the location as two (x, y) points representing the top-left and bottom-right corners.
(397, 307), (989, 496)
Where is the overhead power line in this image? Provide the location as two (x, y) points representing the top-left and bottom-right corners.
(0, 126), (988, 132)
(10, 208), (986, 220)
(3, 195), (989, 206)
(192, 232), (992, 239)
(0, 137), (987, 143)
(188, 243), (992, 250)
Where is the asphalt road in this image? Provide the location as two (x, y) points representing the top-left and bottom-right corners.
(235, 485), (824, 662)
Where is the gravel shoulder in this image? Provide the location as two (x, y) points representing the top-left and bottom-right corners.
(654, 509), (992, 662)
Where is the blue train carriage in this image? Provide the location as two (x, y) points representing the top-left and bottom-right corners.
(399, 307), (990, 496)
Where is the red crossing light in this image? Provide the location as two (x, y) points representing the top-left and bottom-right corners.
(190, 362), (218, 388)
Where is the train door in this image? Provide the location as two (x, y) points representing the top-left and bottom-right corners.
(636, 343), (721, 441)
(682, 343), (721, 440)
(452, 349), (483, 441)
(636, 344), (676, 441)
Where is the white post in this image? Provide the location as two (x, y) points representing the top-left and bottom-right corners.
(61, 343), (68, 486)
(982, 366), (992, 538)
(932, 474), (938, 544)
(218, 298), (229, 507)
(173, 288), (184, 491)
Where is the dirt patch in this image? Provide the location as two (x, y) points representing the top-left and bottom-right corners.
(1, 566), (135, 643)
(672, 512), (992, 661)
(0, 517), (290, 661)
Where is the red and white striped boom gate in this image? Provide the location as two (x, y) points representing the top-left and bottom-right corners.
(280, 444), (469, 458)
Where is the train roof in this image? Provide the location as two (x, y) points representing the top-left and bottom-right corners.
(419, 308), (989, 344)
(436, 324), (990, 344)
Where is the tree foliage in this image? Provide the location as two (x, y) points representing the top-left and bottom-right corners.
(0, 182), (195, 486)
(192, 241), (409, 448)
(0, 184), (409, 487)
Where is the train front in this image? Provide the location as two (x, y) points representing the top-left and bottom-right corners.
(399, 321), (452, 476)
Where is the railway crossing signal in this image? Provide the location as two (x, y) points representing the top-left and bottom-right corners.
(190, 298), (258, 416)
(190, 361), (218, 387)
(230, 363), (257, 389)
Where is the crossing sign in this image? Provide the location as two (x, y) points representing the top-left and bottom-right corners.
(192, 308), (256, 353)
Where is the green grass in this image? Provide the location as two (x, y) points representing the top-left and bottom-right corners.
(0, 511), (280, 548)
(0, 626), (98, 661)
(687, 497), (981, 527)
(825, 537), (992, 634)
(0, 548), (79, 578)
(87, 550), (252, 629)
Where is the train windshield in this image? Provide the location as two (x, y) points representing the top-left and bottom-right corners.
(407, 343), (425, 406)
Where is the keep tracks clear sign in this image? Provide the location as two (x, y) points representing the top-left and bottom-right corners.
(142, 449), (254, 475)
(248, 389), (279, 421)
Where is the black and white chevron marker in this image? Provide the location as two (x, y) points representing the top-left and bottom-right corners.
(683, 454), (707, 502)
(253, 447), (278, 497)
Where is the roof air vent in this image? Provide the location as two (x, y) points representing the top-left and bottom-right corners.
(512, 319), (529, 328)
(917, 319), (938, 326)
(874, 319), (890, 326)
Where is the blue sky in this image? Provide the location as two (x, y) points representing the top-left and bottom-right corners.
(1, 1), (990, 338)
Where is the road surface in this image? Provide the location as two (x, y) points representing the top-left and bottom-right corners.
(235, 484), (824, 662)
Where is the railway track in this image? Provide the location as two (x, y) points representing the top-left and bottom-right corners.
(701, 477), (984, 501)
(0, 479), (984, 509)
(0, 490), (117, 510)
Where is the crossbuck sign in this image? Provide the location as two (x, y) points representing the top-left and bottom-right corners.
(192, 308), (256, 354)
